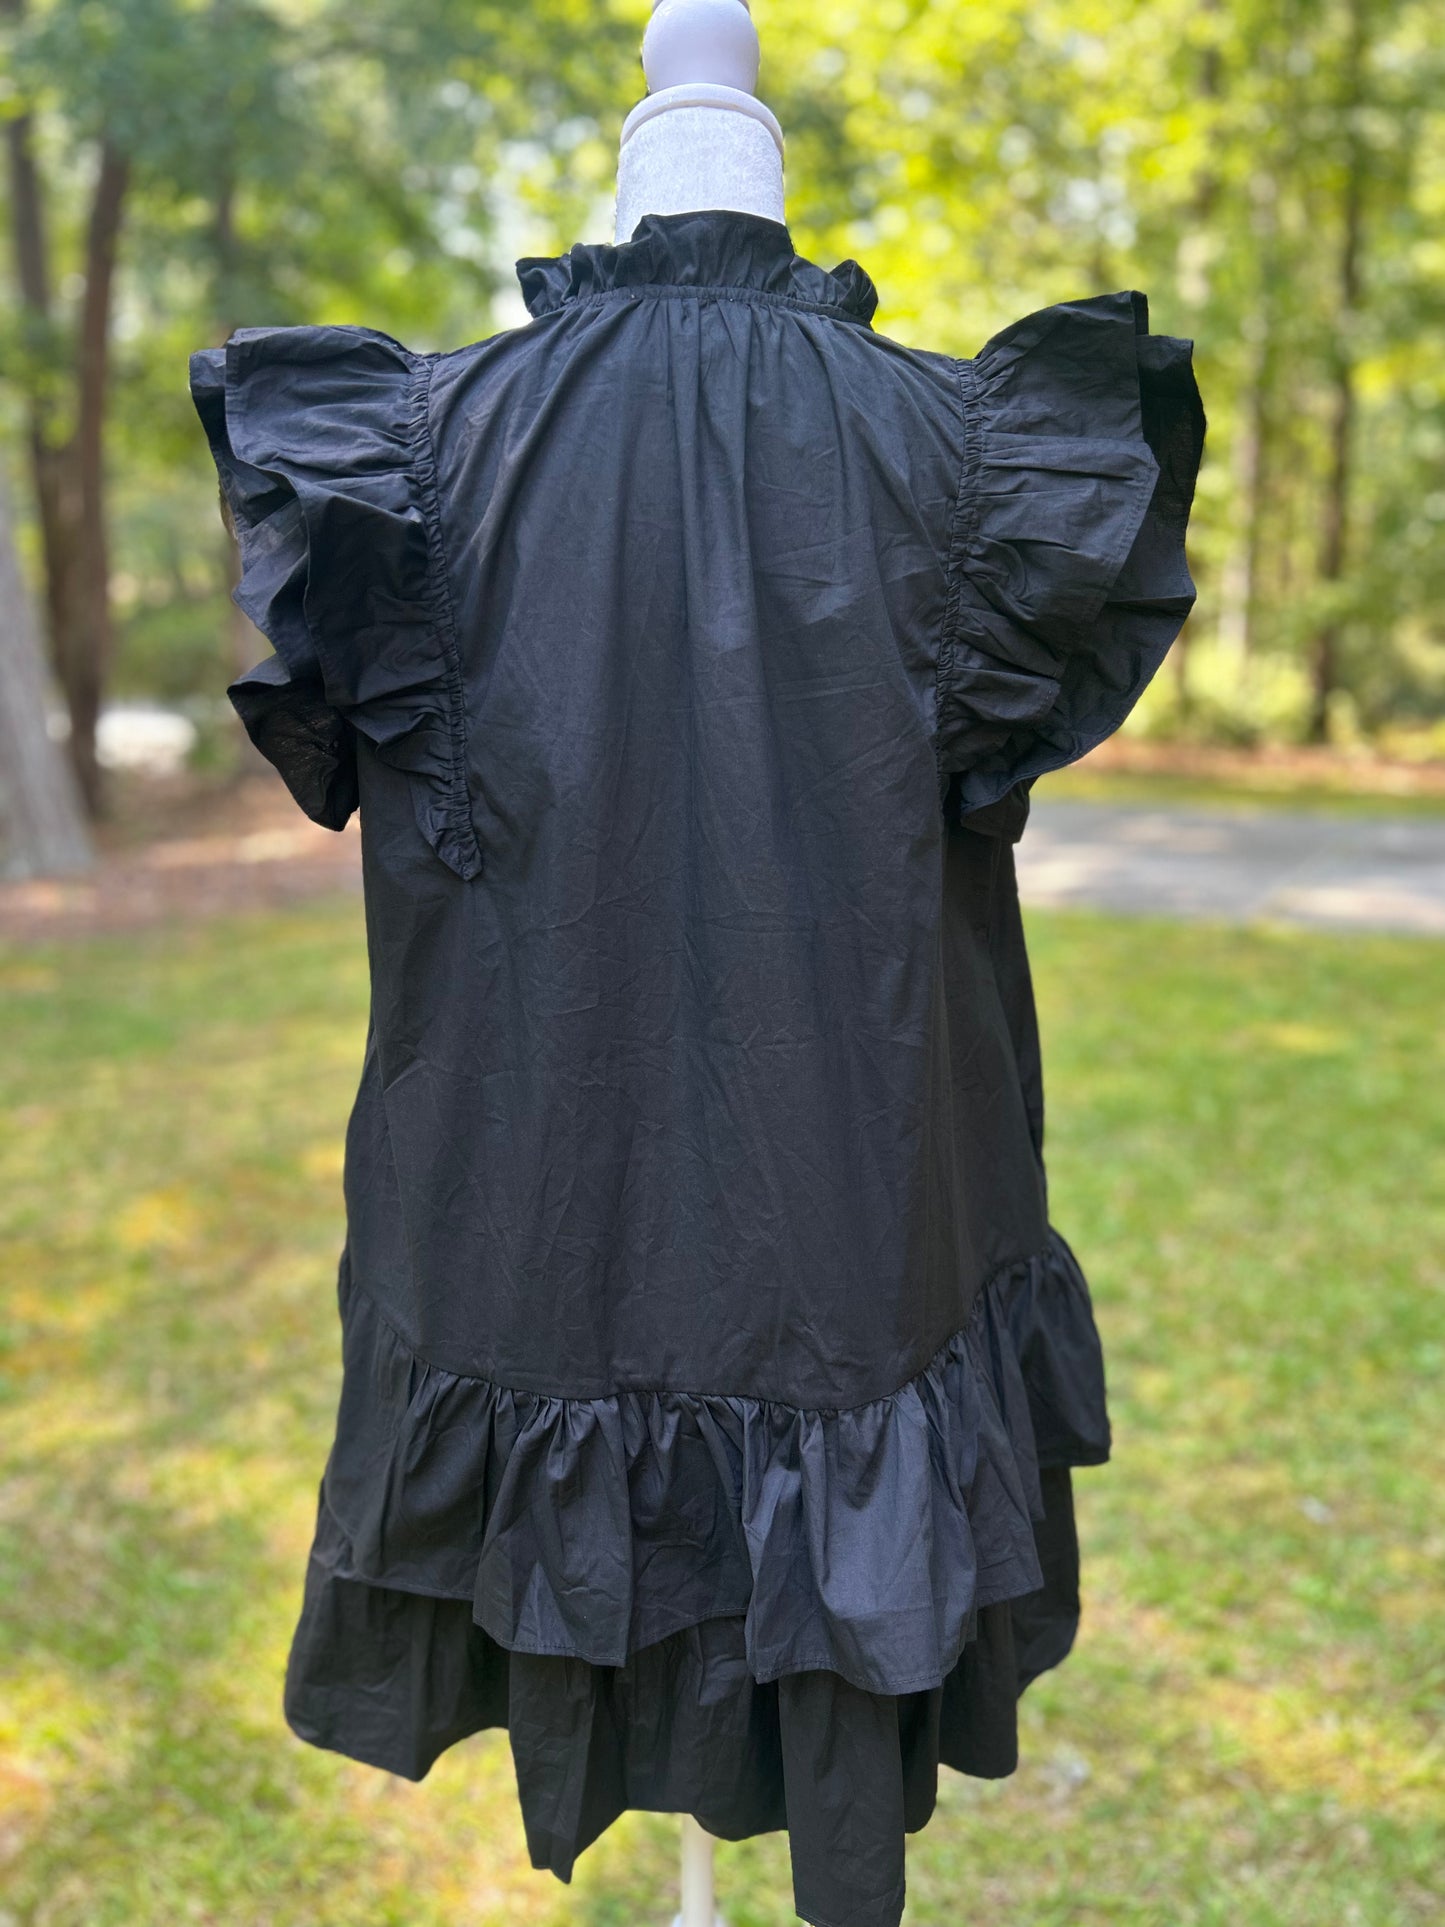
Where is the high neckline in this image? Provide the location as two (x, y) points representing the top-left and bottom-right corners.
(514, 208), (879, 326)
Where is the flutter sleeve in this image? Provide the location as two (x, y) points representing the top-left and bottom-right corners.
(937, 290), (1206, 813)
(187, 325), (482, 878)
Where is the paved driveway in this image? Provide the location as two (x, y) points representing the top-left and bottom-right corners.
(1017, 801), (1445, 936)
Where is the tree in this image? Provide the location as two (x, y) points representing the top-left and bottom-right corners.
(4, 0), (1442, 770)
(0, 0), (639, 815)
(0, 461), (92, 878)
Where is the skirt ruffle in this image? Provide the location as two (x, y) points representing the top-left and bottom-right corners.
(282, 1230), (1109, 1927)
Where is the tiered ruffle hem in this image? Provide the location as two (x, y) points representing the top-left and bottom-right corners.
(284, 1227), (1110, 1927)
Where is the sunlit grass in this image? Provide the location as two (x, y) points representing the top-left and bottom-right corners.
(1, 897), (1441, 1924)
(1040, 762), (1445, 817)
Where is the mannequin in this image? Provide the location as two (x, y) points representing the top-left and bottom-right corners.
(614, 0), (784, 244)
(616, 20), (779, 1927)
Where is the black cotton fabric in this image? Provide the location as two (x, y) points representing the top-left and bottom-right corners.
(190, 208), (1205, 1927)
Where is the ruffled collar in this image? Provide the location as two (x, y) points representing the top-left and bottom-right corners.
(515, 209), (878, 326)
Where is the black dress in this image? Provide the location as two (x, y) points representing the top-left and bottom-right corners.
(190, 208), (1205, 1927)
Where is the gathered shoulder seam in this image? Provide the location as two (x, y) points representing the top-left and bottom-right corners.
(934, 354), (983, 803)
(403, 354), (485, 881)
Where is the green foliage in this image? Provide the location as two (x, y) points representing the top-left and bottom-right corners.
(1, 0), (1442, 740)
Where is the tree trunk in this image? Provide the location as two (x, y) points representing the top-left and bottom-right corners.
(1217, 306), (1270, 661)
(1306, 0), (1366, 745)
(2, 23), (131, 824)
(0, 467), (93, 880)
(63, 140), (130, 818)
(3, 87), (81, 752)
(1170, 0), (1224, 722)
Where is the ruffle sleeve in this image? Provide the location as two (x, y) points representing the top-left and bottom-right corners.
(936, 290), (1206, 812)
(188, 325), (483, 879)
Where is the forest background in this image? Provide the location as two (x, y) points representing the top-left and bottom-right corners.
(2, 0), (1443, 824)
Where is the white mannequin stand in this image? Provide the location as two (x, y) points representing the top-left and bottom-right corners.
(614, 0), (784, 245)
(675, 1814), (724, 1927)
(612, 9), (783, 1924)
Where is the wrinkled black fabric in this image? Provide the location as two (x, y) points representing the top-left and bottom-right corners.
(304, 1234), (1065, 1693)
(191, 208), (1204, 1927)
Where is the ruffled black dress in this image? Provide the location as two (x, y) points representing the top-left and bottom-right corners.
(190, 209), (1204, 1927)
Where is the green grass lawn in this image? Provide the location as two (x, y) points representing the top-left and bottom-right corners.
(1038, 762), (1445, 818)
(1, 896), (1441, 1926)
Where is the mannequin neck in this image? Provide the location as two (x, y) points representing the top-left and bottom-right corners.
(614, 102), (785, 243)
